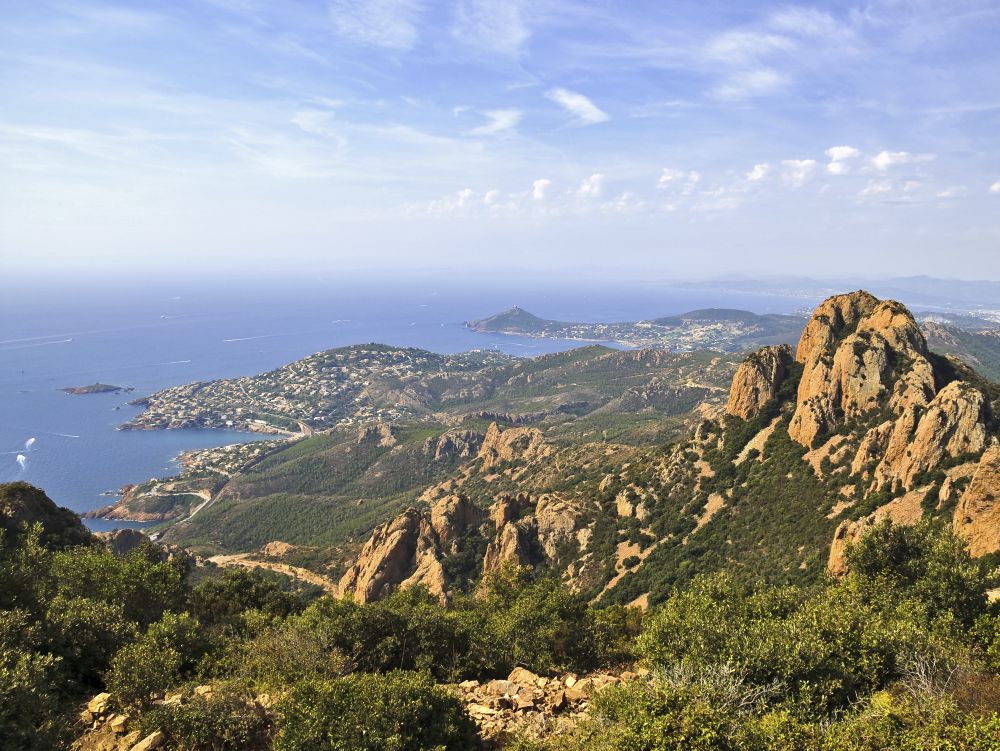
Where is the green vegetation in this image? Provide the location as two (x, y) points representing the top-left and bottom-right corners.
(3, 483), (1000, 750)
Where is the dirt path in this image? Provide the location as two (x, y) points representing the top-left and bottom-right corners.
(208, 553), (339, 594)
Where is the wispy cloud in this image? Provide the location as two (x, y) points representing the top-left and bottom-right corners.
(990, 180), (1000, 194)
(746, 163), (770, 181)
(453, 0), (529, 56)
(712, 69), (787, 101)
(546, 88), (609, 124)
(328, 0), (424, 50)
(468, 109), (522, 135)
(658, 168), (701, 194)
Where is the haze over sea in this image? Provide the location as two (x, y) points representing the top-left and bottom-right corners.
(0, 275), (814, 527)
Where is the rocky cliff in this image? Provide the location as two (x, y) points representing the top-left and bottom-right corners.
(725, 344), (792, 420)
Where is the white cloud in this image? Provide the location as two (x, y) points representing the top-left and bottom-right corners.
(577, 173), (605, 198)
(483, 189), (500, 204)
(712, 68), (787, 101)
(531, 178), (551, 200)
(781, 159), (817, 187)
(468, 109), (522, 135)
(870, 150), (932, 171)
(989, 180), (1000, 194)
(746, 163), (770, 181)
(456, 187), (474, 207)
(329, 0), (424, 50)
(453, 0), (529, 56)
(825, 145), (860, 175)
(546, 88), (609, 125)
(658, 168), (700, 194)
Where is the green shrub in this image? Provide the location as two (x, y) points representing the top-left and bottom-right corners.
(107, 612), (206, 709)
(459, 565), (599, 676)
(0, 647), (65, 750)
(42, 595), (134, 687)
(297, 587), (473, 680)
(143, 684), (271, 751)
(637, 572), (946, 715)
(844, 518), (987, 626)
(107, 639), (182, 710)
(189, 568), (303, 633)
(274, 671), (479, 751)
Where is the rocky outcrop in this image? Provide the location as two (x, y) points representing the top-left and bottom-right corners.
(356, 423), (397, 447)
(338, 509), (429, 602)
(430, 494), (485, 550)
(340, 489), (588, 601)
(953, 444), (1000, 557)
(95, 528), (148, 557)
(789, 293), (931, 448)
(423, 430), (483, 461)
(870, 381), (988, 491)
(725, 345), (791, 420)
(479, 422), (550, 471)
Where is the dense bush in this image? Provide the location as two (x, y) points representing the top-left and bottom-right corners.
(3, 502), (1000, 751)
(274, 671), (479, 751)
(143, 684), (272, 751)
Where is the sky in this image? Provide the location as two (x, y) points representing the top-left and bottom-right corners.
(2, 0), (999, 280)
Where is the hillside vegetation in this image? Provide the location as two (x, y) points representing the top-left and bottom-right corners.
(3, 484), (1000, 750)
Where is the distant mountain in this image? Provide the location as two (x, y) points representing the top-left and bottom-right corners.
(466, 306), (806, 352)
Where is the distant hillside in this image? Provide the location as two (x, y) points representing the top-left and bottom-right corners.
(466, 306), (806, 352)
(117, 345), (737, 548)
(923, 321), (1000, 383)
(343, 291), (1000, 607)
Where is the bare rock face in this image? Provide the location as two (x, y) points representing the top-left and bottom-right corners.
(479, 422), (550, 471)
(356, 423), (398, 448)
(338, 493), (487, 603)
(424, 430), (483, 461)
(871, 381), (988, 491)
(534, 495), (584, 561)
(482, 518), (537, 576)
(338, 508), (425, 603)
(953, 444), (1000, 557)
(788, 292), (931, 448)
(430, 494), (485, 551)
(725, 345), (792, 420)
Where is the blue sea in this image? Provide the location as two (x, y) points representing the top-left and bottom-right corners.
(0, 275), (812, 528)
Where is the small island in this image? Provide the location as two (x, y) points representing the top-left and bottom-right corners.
(62, 383), (133, 395)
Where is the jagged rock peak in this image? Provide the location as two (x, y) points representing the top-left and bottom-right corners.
(725, 344), (792, 420)
(789, 291), (933, 448)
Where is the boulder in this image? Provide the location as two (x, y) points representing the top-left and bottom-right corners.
(129, 731), (166, 751)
